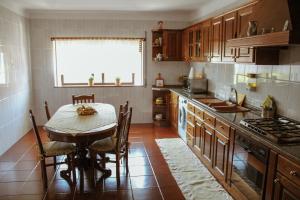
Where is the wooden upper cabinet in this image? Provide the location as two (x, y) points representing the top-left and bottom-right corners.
(182, 29), (189, 61)
(222, 12), (237, 62)
(163, 30), (182, 61)
(210, 17), (223, 62)
(201, 20), (211, 62)
(236, 5), (255, 63)
(194, 23), (202, 61)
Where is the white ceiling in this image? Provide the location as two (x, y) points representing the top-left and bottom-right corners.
(0, 0), (209, 12)
(0, 0), (250, 21)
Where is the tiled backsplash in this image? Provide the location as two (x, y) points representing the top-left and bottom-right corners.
(192, 46), (300, 121)
(0, 6), (32, 155)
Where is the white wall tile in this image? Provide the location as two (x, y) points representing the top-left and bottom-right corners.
(0, 5), (32, 155)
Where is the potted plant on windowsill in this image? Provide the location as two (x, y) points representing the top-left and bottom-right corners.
(88, 73), (94, 86)
(115, 77), (121, 86)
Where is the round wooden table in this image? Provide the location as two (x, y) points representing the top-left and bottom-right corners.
(44, 103), (117, 192)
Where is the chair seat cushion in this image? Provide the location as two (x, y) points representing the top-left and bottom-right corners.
(43, 141), (76, 157)
(89, 137), (117, 152)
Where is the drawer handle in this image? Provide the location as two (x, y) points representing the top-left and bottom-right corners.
(274, 178), (279, 183)
(220, 126), (224, 129)
(290, 170), (297, 176)
(206, 118), (211, 122)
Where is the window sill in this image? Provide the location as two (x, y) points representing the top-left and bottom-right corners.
(54, 85), (145, 88)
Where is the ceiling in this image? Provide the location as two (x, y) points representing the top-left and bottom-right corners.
(0, 0), (209, 12)
(0, 0), (249, 21)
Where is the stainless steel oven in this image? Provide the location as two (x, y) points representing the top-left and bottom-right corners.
(231, 130), (269, 200)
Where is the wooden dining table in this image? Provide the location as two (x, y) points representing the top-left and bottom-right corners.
(44, 103), (117, 192)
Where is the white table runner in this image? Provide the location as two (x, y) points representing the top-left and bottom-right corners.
(45, 103), (117, 136)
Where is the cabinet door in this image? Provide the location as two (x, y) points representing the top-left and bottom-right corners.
(194, 119), (204, 156)
(188, 28), (194, 60)
(222, 12), (237, 62)
(194, 24), (202, 61)
(236, 5), (255, 63)
(169, 92), (178, 129)
(210, 17), (223, 62)
(201, 20), (211, 62)
(182, 29), (189, 61)
(213, 131), (229, 179)
(202, 125), (214, 166)
(273, 173), (300, 200)
(163, 30), (182, 61)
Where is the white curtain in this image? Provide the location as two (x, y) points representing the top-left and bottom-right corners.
(54, 39), (144, 85)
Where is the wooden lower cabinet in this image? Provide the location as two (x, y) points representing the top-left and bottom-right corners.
(169, 91), (178, 129)
(213, 131), (229, 179)
(273, 172), (300, 200)
(202, 124), (214, 166)
(194, 118), (203, 156)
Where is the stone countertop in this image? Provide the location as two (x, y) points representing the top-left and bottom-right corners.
(170, 88), (300, 164)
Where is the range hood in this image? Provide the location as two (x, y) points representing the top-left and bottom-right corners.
(228, 0), (300, 48)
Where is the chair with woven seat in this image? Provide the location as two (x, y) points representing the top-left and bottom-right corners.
(29, 110), (77, 189)
(72, 94), (95, 104)
(89, 105), (132, 187)
(44, 101), (51, 121)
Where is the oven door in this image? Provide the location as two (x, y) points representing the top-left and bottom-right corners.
(231, 131), (269, 200)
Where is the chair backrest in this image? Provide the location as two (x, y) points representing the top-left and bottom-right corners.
(72, 94), (95, 104)
(115, 107), (132, 153)
(29, 110), (45, 156)
(44, 101), (51, 121)
(118, 101), (129, 121)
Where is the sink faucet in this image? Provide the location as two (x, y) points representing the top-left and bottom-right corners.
(229, 87), (238, 105)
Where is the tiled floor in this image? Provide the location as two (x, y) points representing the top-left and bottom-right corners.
(0, 124), (185, 200)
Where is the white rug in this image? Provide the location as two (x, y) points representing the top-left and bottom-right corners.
(155, 138), (232, 200)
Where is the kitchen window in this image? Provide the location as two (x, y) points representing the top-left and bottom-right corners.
(52, 37), (145, 87)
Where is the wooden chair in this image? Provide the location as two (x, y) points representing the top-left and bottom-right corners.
(44, 101), (59, 168)
(29, 110), (77, 189)
(72, 94), (95, 104)
(89, 106), (132, 187)
(44, 101), (51, 121)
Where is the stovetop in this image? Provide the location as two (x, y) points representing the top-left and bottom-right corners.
(240, 117), (300, 144)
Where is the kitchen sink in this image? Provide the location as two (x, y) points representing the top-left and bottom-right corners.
(193, 98), (250, 113)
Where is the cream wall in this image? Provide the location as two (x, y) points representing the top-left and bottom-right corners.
(192, 47), (300, 121)
(29, 19), (190, 125)
(0, 5), (32, 155)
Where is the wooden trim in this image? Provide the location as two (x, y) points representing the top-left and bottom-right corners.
(227, 31), (290, 47)
(51, 36), (146, 41)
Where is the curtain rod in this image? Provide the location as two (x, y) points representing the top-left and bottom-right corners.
(51, 36), (146, 41)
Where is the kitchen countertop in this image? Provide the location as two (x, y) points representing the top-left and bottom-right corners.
(170, 88), (300, 164)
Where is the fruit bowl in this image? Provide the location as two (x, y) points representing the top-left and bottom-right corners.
(76, 105), (97, 116)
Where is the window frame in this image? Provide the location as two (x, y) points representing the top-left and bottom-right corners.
(51, 36), (147, 88)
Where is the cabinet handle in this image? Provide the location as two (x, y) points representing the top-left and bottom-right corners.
(220, 126), (224, 129)
(274, 178), (279, 183)
(290, 170), (297, 176)
(206, 118), (211, 122)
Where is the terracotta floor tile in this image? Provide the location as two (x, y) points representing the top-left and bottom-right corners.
(18, 181), (46, 195)
(0, 182), (25, 196)
(99, 190), (133, 200)
(128, 156), (150, 166)
(129, 165), (153, 177)
(102, 176), (131, 191)
(128, 148), (147, 157)
(48, 179), (74, 193)
(12, 160), (38, 171)
(0, 194), (43, 200)
(44, 192), (74, 200)
(160, 186), (185, 200)
(0, 170), (32, 182)
(130, 176), (157, 189)
(155, 173), (178, 187)
(0, 162), (16, 171)
(132, 187), (163, 200)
